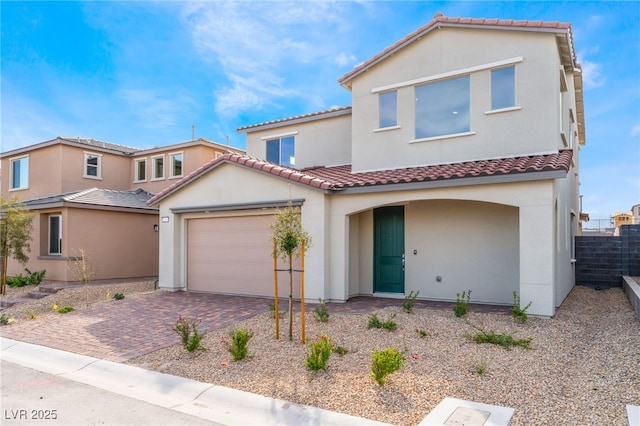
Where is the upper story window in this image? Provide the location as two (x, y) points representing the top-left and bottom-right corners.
(134, 158), (146, 182)
(415, 75), (470, 139)
(491, 66), (515, 110)
(10, 155), (29, 190)
(266, 136), (295, 168)
(152, 155), (164, 180)
(84, 152), (102, 179)
(379, 90), (397, 128)
(169, 152), (183, 178)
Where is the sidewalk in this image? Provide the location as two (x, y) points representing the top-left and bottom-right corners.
(1, 337), (391, 426)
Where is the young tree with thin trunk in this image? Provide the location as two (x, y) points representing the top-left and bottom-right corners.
(269, 203), (311, 341)
(0, 196), (34, 295)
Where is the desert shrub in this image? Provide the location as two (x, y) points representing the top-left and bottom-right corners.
(305, 335), (333, 371)
(371, 347), (404, 385)
(367, 313), (397, 331)
(313, 298), (329, 323)
(173, 316), (205, 352)
(224, 327), (253, 361)
(402, 291), (419, 313)
(453, 290), (471, 317)
(511, 291), (532, 323)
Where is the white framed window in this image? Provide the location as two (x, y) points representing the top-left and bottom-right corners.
(491, 66), (515, 110)
(48, 214), (62, 255)
(266, 136), (295, 168)
(134, 158), (147, 182)
(10, 155), (29, 190)
(169, 152), (183, 178)
(84, 152), (102, 179)
(379, 90), (397, 128)
(152, 155), (164, 180)
(415, 75), (470, 139)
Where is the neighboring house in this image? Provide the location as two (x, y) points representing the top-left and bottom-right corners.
(613, 212), (633, 229)
(632, 204), (640, 225)
(0, 136), (243, 282)
(149, 15), (586, 317)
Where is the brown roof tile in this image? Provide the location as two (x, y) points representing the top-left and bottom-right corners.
(148, 151), (573, 205)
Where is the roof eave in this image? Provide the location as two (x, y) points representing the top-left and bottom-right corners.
(334, 169), (569, 195)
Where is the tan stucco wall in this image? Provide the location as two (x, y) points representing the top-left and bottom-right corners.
(244, 113), (352, 168)
(155, 159), (571, 316)
(130, 144), (233, 194)
(2, 144), (64, 200)
(154, 162), (329, 299)
(348, 200), (519, 305)
(7, 207), (158, 282)
(349, 28), (564, 172)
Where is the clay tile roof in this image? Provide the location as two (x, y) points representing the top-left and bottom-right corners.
(338, 14), (574, 87)
(148, 150), (573, 206)
(301, 151), (573, 190)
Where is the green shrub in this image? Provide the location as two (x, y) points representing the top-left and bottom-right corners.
(402, 290), (419, 313)
(313, 298), (329, 323)
(511, 291), (532, 323)
(333, 345), (348, 356)
(269, 302), (285, 319)
(7, 268), (46, 288)
(57, 306), (75, 314)
(371, 347), (404, 385)
(224, 327), (253, 361)
(0, 313), (9, 325)
(305, 335), (333, 371)
(415, 328), (429, 338)
(113, 293), (125, 301)
(470, 326), (531, 350)
(367, 313), (397, 331)
(453, 289), (471, 317)
(173, 316), (205, 352)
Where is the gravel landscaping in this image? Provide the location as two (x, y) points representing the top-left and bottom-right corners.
(133, 285), (639, 426)
(2, 281), (639, 425)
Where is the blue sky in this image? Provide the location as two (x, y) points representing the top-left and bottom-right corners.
(1, 1), (638, 220)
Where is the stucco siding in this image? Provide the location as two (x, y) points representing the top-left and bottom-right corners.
(155, 163), (329, 298)
(245, 114), (352, 168)
(349, 28), (562, 172)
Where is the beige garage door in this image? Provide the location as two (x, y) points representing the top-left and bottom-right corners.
(187, 215), (275, 296)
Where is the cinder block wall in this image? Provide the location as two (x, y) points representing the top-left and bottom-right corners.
(621, 225), (640, 276)
(575, 236), (623, 287)
(575, 225), (640, 287)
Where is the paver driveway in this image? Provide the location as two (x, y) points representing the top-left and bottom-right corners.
(0, 290), (509, 362)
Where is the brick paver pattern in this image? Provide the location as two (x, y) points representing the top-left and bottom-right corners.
(0, 291), (508, 362)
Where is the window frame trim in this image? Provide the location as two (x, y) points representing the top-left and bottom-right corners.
(490, 65), (517, 111)
(83, 151), (103, 180)
(151, 154), (165, 181)
(134, 158), (147, 183)
(168, 151), (184, 179)
(9, 154), (29, 191)
(48, 214), (63, 256)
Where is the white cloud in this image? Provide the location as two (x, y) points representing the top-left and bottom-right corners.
(335, 52), (357, 68)
(580, 59), (605, 89)
(631, 124), (640, 138)
(180, 1), (353, 118)
(116, 88), (194, 130)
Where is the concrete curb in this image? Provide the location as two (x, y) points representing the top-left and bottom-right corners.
(0, 338), (391, 426)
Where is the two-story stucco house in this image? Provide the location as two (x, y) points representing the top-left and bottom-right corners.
(149, 15), (586, 317)
(1, 136), (243, 282)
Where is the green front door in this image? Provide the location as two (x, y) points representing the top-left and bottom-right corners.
(374, 206), (405, 293)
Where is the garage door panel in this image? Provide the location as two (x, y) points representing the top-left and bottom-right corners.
(187, 215), (279, 296)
